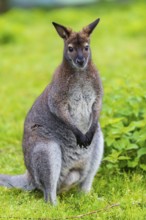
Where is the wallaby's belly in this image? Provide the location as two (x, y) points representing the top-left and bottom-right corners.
(68, 82), (96, 133)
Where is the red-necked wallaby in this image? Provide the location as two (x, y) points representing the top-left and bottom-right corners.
(0, 18), (104, 205)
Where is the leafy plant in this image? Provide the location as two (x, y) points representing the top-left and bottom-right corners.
(102, 86), (146, 172)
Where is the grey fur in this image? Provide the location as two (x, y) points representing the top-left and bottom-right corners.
(0, 20), (104, 205)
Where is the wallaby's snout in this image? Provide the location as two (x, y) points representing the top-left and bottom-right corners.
(52, 18), (100, 70)
(76, 56), (85, 67)
(74, 44), (88, 69)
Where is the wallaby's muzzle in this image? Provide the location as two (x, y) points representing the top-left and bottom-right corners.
(76, 57), (85, 67)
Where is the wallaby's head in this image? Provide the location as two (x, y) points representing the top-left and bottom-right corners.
(52, 19), (100, 70)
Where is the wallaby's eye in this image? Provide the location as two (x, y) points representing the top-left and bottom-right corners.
(68, 46), (74, 52)
(85, 45), (89, 51)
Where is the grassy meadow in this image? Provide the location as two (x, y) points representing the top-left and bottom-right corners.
(0, 0), (146, 219)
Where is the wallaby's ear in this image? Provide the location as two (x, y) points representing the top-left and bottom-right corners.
(82, 18), (100, 36)
(52, 22), (72, 39)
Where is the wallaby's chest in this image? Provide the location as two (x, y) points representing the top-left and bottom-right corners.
(68, 78), (96, 133)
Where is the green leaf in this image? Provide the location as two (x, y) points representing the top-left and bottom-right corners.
(137, 148), (146, 158)
(140, 164), (146, 171)
(126, 144), (139, 150)
(118, 156), (130, 160)
(103, 151), (121, 164)
(113, 140), (126, 150)
(101, 116), (124, 128)
(128, 158), (139, 168)
(105, 136), (115, 147)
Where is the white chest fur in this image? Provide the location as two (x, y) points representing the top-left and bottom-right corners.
(68, 78), (96, 134)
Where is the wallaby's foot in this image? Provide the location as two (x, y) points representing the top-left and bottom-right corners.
(44, 188), (57, 206)
(0, 171), (35, 190)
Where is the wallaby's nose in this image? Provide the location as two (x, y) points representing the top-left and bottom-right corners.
(76, 58), (85, 67)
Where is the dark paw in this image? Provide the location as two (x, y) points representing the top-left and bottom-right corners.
(85, 122), (98, 146)
(85, 132), (94, 146)
(76, 132), (90, 148)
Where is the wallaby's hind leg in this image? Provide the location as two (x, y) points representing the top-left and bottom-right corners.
(31, 141), (62, 205)
(80, 124), (104, 193)
(0, 171), (35, 190)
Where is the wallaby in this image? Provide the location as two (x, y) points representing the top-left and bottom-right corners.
(0, 18), (104, 205)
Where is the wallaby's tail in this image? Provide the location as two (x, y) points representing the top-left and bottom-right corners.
(0, 171), (35, 191)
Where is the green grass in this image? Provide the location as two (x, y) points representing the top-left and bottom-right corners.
(0, 0), (146, 219)
(0, 172), (146, 220)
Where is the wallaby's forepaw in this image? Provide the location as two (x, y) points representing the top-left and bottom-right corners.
(76, 132), (90, 148)
(85, 122), (98, 147)
(85, 131), (94, 146)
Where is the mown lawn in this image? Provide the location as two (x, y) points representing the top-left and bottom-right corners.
(0, 1), (146, 219)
